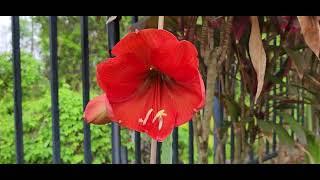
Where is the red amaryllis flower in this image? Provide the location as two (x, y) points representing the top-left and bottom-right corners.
(84, 29), (205, 141)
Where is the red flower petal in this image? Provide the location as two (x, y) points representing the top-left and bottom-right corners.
(111, 29), (178, 61)
(150, 40), (199, 83)
(109, 72), (205, 141)
(96, 53), (148, 102)
(109, 78), (175, 141)
(84, 94), (114, 124)
(170, 71), (205, 126)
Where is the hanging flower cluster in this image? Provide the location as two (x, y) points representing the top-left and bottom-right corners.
(84, 29), (205, 141)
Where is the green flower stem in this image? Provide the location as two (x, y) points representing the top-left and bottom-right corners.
(161, 134), (172, 164)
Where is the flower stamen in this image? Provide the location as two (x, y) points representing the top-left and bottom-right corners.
(138, 109), (167, 130)
(151, 109), (167, 130)
(152, 109), (167, 123)
(158, 117), (163, 130)
(138, 108), (154, 125)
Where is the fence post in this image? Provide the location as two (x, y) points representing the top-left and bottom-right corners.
(172, 128), (179, 164)
(107, 16), (121, 164)
(213, 80), (225, 163)
(11, 16), (24, 164)
(272, 63), (277, 153)
(188, 120), (194, 164)
(120, 146), (128, 164)
(131, 16), (142, 164)
(49, 16), (61, 164)
(156, 142), (161, 164)
(80, 16), (92, 164)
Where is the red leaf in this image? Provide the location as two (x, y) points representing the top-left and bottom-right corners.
(232, 16), (250, 43)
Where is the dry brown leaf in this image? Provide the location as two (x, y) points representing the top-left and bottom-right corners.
(249, 16), (267, 104)
(106, 16), (118, 24)
(297, 16), (320, 59)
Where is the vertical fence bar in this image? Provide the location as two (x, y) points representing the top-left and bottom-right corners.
(279, 57), (284, 124)
(188, 120), (194, 164)
(120, 146), (128, 164)
(230, 124), (234, 163)
(271, 37), (278, 153)
(134, 132), (141, 164)
(80, 16), (92, 164)
(49, 16), (61, 164)
(272, 56), (278, 153)
(297, 88), (300, 124)
(248, 97), (255, 162)
(272, 90), (277, 152)
(213, 80), (225, 163)
(265, 94), (270, 155)
(286, 67), (295, 137)
(11, 16), (24, 164)
(187, 17), (196, 163)
(111, 124), (121, 164)
(132, 16), (138, 25)
(156, 142), (161, 164)
(131, 16), (141, 164)
(107, 16), (121, 164)
(230, 61), (237, 164)
(301, 82), (305, 126)
(296, 72), (301, 128)
(172, 128), (179, 164)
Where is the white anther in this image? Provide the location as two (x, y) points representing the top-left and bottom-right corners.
(152, 109), (167, 123)
(139, 109), (167, 131)
(139, 108), (154, 125)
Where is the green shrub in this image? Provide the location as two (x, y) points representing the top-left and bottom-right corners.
(0, 83), (136, 164)
(0, 52), (135, 163)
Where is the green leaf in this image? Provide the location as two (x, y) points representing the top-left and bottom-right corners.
(266, 73), (283, 84)
(257, 120), (273, 135)
(304, 130), (320, 163)
(284, 48), (306, 79)
(257, 120), (294, 147)
(220, 121), (232, 137)
(277, 104), (297, 110)
(223, 96), (241, 121)
(278, 112), (307, 145)
(273, 124), (295, 147)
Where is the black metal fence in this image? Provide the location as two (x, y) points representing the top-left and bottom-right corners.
(9, 16), (289, 164)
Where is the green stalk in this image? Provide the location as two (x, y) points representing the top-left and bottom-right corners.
(161, 134), (172, 164)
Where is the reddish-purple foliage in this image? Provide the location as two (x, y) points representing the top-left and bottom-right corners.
(232, 16), (250, 42)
